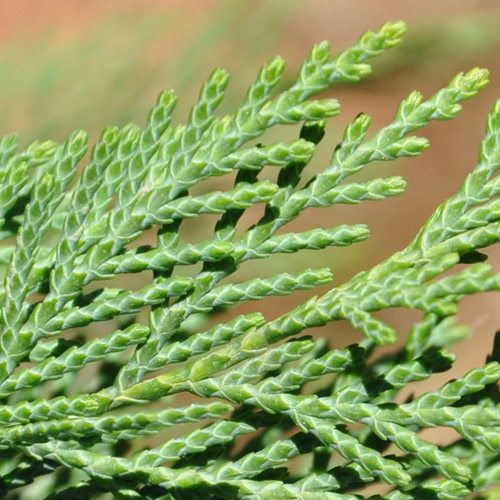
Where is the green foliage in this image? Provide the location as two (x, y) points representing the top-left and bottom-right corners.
(1, 20), (500, 499)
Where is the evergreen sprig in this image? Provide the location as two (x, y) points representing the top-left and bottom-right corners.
(1, 20), (500, 499)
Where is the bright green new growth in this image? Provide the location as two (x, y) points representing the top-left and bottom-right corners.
(1, 20), (500, 499)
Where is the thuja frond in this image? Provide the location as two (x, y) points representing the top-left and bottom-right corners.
(1, 19), (500, 499)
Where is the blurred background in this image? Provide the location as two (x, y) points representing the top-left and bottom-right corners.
(1, 0), (500, 417)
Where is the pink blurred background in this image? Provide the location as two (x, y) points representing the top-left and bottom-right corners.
(1, 0), (500, 406)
